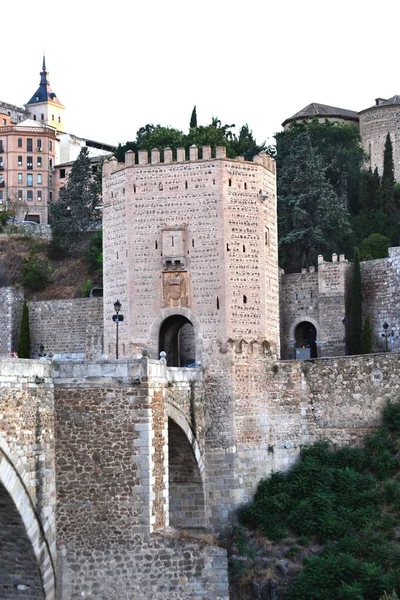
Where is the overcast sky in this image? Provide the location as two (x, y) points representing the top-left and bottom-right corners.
(2, 0), (399, 148)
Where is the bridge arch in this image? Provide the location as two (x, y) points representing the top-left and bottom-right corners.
(167, 402), (206, 529)
(0, 444), (56, 600)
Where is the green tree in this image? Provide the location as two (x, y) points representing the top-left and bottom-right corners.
(21, 249), (52, 291)
(276, 120), (365, 212)
(359, 233), (390, 261)
(381, 133), (396, 214)
(278, 131), (352, 272)
(189, 105), (197, 128)
(350, 247), (362, 355)
(49, 147), (101, 245)
(115, 116), (272, 163)
(17, 300), (30, 358)
(359, 168), (381, 213)
(361, 313), (373, 354)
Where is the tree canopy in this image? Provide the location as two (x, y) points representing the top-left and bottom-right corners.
(277, 129), (352, 272)
(49, 147), (101, 244)
(114, 115), (274, 163)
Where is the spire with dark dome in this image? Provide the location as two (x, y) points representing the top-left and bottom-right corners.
(25, 55), (63, 106)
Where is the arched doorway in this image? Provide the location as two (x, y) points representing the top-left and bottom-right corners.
(0, 483), (45, 598)
(159, 315), (195, 366)
(168, 418), (205, 529)
(295, 321), (317, 358)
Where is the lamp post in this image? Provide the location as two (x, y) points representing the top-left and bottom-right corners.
(382, 321), (389, 352)
(112, 300), (124, 359)
(38, 344), (45, 358)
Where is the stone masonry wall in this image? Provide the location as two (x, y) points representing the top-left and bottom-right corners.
(361, 247), (400, 353)
(53, 359), (228, 600)
(28, 298), (103, 359)
(0, 287), (24, 356)
(280, 254), (349, 359)
(102, 148), (279, 362)
(360, 104), (400, 181)
(0, 359), (56, 599)
(230, 350), (400, 513)
(0, 484), (45, 599)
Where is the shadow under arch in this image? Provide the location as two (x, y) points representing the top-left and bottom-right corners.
(0, 447), (56, 600)
(167, 403), (206, 529)
(147, 307), (203, 364)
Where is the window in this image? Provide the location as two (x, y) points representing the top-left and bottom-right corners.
(0, 191), (3, 203)
(41, 113), (44, 120)
(27, 138), (32, 152)
(27, 156), (33, 170)
(49, 158), (53, 168)
(0, 141), (3, 152)
(27, 174), (33, 187)
(58, 116), (61, 123)
(37, 190), (42, 202)
(17, 138), (22, 148)
(37, 157), (42, 167)
(18, 173), (23, 183)
(27, 190), (33, 201)
(18, 190), (23, 200)
(37, 139), (42, 151)
(52, 114), (54, 121)
(49, 140), (52, 151)
(37, 174), (42, 184)
(49, 191), (53, 201)
(60, 168), (66, 179)
(1, 119), (5, 125)
(0, 158), (3, 168)
(18, 155), (22, 166)
(33, 115), (37, 121)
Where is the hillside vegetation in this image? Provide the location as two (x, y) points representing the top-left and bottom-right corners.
(229, 401), (400, 600)
(0, 232), (101, 301)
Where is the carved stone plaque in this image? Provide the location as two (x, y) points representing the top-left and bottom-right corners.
(163, 272), (189, 307)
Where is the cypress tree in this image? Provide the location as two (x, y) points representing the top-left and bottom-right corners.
(381, 133), (395, 214)
(17, 300), (31, 358)
(350, 247), (362, 355)
(189, 105), (197, 129)
(361, 313), (373, 354)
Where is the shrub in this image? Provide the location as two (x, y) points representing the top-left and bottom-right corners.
(238, 400), (400, 599)
(81, 278), (93, 298)
(21, 249), (52, 291)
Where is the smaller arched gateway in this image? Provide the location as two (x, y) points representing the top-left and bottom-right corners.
(159, 315), (195, 367)
(294, 321), (318, 358)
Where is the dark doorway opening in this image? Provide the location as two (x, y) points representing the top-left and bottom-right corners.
(295, 321), (317, 358)
(159, 315), (195, 366)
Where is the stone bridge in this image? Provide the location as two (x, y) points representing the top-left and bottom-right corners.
(0, 359), (56, 600)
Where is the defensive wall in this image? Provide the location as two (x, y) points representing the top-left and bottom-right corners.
(280, 247), (400, 358)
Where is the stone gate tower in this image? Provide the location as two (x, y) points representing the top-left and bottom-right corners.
(102, 145), (279, 528)
(102, 145), (279, 363)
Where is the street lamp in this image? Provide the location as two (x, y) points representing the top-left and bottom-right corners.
(38, 344), (45, 358)
(112, 300), (124, 359)
(382, 322), (389, 352)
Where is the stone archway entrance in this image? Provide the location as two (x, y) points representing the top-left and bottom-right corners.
(159, 315), (195, 366)
(168, 417), (205, 529)
(0, 483), (45, 598)
(295, 321), (318, 358)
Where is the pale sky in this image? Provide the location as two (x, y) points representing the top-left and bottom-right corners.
(2, 0), (399, 148)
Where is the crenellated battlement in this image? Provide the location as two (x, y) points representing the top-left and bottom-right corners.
(103, 145), (276, 177)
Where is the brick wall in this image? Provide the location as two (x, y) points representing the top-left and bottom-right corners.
(28, 298), (103, 358)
